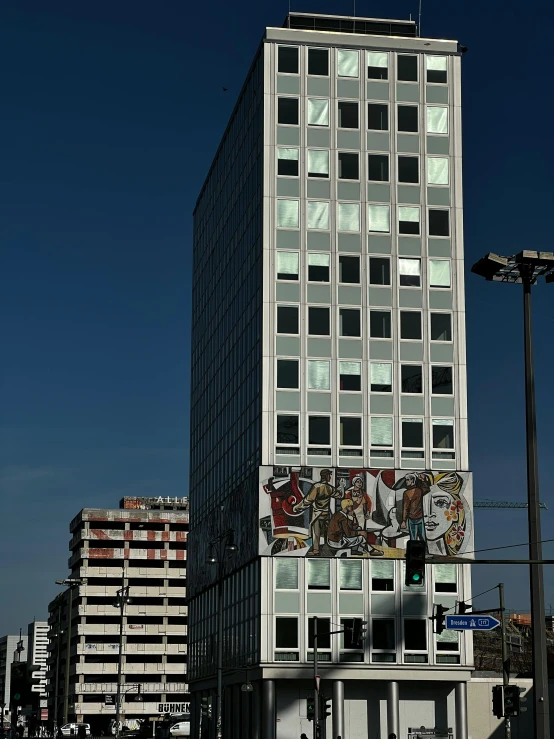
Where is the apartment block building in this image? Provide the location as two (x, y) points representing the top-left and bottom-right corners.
(28, 621), (48, 704)
(0, 634), (28, 718)
(188, 12), (473, 739)
(47, 497), (189, 734)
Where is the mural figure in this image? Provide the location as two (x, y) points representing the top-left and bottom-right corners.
(393, 472), (432, 542)
(423, 472), (467, 556)
(292, 469), (343, 556)
(344, 475), (372, 530)
(327, 499), (384, 557)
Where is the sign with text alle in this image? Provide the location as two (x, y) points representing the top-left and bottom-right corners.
(445, 615), (500, 631)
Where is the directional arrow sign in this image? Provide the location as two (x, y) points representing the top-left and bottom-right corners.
(445, 615), (500, 631)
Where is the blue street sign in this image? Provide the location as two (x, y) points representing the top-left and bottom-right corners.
(445, 614), (500, 631)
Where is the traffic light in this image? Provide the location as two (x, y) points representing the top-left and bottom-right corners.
(306, 697), (316, 722)
(10, 662), (28, 708)
(319, 695), (331, 720)
(201, 696), (212, 718)
(503, 685), (520, 717)
(519, 687), (528, 713)
(351, 618), (368, 647)
(27, 664), (43, 708)
(405, 540), (425, 586)
(458, 601), (471, 614)
(492, 685), (503, 718)
(433, 604), (448, 635)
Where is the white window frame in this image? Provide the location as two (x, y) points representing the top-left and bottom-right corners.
(307, 47), (329, 77)
(307, 414), (332, 453)
(276, 358), (299, 390)
(399, 310), (423, 341)
(339, 415), (363, 455)
(371, 617), (397, 664)
(339, 360), (362, 392)
(400, 364), (423, 395)
(277, 147), (300, 177)
(307, 360), (330, 391)
(275, 413), (300, 454)
(429, 259), (452, 289)
(427, 157), (449, 186)
(276, 304), (299, 335)
(367, 50), (389, 80)
(276, 251), (299, 281)
(368, 204), (390, 233)
(307, 252), (331, 282)
(276, 199), (299, 229)
(398, 206), (421, 236)
(277, 45), (299, 76)
(370, 362), (392, 393)
(430, 365), (454, 397)
(401, 417), (425, 460)
(426, 105), (449, 135)
(369, 309), (392, 340)
(307, 149), (330, 179)
(370, 416), (394, 456)
(274, 616), (300, 662)
(307, 305), (331, 337)
(431, 418), (455, 452)
(430, 312), (453, 343)
(337, 49), (359, 78)
(337, 202), (361, 232)
(307, 200), (330, 231)
(307, 97), (330, 127)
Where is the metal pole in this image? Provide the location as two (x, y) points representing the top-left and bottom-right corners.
(54, 599), (62, 734)
(332, 681), (344, 739)
(63, 587), (73, 723)
(499, 583), (511, 739)
(523, 275), (550, 739)
(387, 681), (399, 737)
(115, 571), (126, 739)
(313, 617), (319, 739)
(455, 682), (468, 739)
(216, 571), (223, 739)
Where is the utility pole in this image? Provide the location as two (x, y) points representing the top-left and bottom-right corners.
(499, 584), (511, 739)
(313, 617), (319, 739)
(53, 599), (62, 735)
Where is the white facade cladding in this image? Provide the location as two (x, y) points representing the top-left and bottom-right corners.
(189, 13), (472, 739)
(28, 621), (49, 699)
(0, 634), (28, 718)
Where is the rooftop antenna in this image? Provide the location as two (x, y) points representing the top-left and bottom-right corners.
(418, 0), (422, 36)
(288, 0), (290, 28)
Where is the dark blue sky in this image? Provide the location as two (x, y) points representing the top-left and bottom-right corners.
(0, 0), (553, 633)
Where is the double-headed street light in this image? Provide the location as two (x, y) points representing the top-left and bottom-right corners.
(472, 250), (554, 739)
(207, 507), (238, 739)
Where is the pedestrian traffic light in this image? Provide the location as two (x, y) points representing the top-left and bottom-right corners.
(432, 604), (448, 635)
(503, 685), (520, 717)
(351, 618), (368, 647)
(492, 685), (503, 718)
(405, 540), (425, 586)
(10, 662), (28, 708)
(201, 696), (212, 718)
(319, 695), (331, 719)
(519, 687), (528, 713)
(306, 697), (316, 722)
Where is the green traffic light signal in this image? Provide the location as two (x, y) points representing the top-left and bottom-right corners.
(307, 697), (316, 722)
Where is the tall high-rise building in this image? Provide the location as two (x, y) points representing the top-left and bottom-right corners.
(189, 13), (473, 739)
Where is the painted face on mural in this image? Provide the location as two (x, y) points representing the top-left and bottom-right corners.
(423, 490), (458, 541)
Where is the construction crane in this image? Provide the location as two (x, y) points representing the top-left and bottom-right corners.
(474, 499), (547, 510)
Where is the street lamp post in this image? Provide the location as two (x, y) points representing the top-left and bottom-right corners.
(206, 507), (238, 739)
(55, 578), (85, 725)
(112, 569), (131, 739)
(471, 250), (554, 739)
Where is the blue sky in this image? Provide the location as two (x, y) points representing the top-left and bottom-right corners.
(0, 0), (553, 633)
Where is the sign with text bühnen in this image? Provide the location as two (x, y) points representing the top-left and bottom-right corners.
(445, 615), (500, 631)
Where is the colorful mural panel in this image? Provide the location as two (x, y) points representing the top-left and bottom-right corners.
(259, 467), (473, 559)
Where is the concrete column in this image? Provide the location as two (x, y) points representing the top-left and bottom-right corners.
(455, 682), (468, 739)
(261, 680), (276, 739)
(387, 681), (400, 738)
(332, 680), (345, 739)
(252, 681), (261, 739)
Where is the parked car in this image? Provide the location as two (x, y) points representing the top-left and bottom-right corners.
(169, 721), (190, 737)
(60, 724), (91, 737)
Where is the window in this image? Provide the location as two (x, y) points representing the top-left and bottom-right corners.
(307, 201), (330, 230)
(368, 103), (388, 130)
(308, 253), (330, 282)
(337, 49), (358, 77)
(368, 154), (389, 181)
(398, 155), (419, 183)
(401, 365), (423, 393)
(404, 620), (427, 651)
(277, 359), (298, 389)
(399, 258), (421, 287)
(371, 416), (393, 447)
(400, 311), (422, 340)
(338, 152), (359, 180)
(339, 308), (361, 337)
(275, 617), (298, 648)
(432, 419), (454, 449)
(369, 257), (390, 285)
(275, 559), (298, 589)
(276, 251), (299, 280)
(277, 305), (298, 334)
(277, 199), (299, 229)
(339, 361), (361, 391)
(278, 97), (298, 125)
(372, 560), (394, 591)
(429, 260), (451, 288)
(370, 310), (392, 338)
(373, 619), (395, 649)
(431, 366), (453, 395)
(307, 559), (330, 589)
(368, 205), (390, 233)
(308, 360), (330, 390)
(308, 617), (331, 649)
(338, 203), (360, 232)
(340, 416), (362, 446)
(435, 564), (457, 593)
(277, 148), (299, 176)
(428, 209), (450, 236)
(278, 46), (298, 74)
(398, 207), (420, 235)
(308, 416), (331, 446)
(426, 55), (447, 83)
(367, 51), (388, 80)
(431, 313), (452, 341)
(339, 255), (360, 284)
(276, 414), (299, 448)
(427, 157), (449, 185)
(308, 48), (328, 76)
(339, 560), (362, 590)
(427, 106), (448, 134)
(398, 105), (418, 133)
(402, 418), (424, 448)
(308, 307), (330, 335)
(397, 54), (418, 82)
(307, 149), (329, 178)
(338, 101), (358, 128)
(307, 98), (329, 126)
(370, 363), (392, 392)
